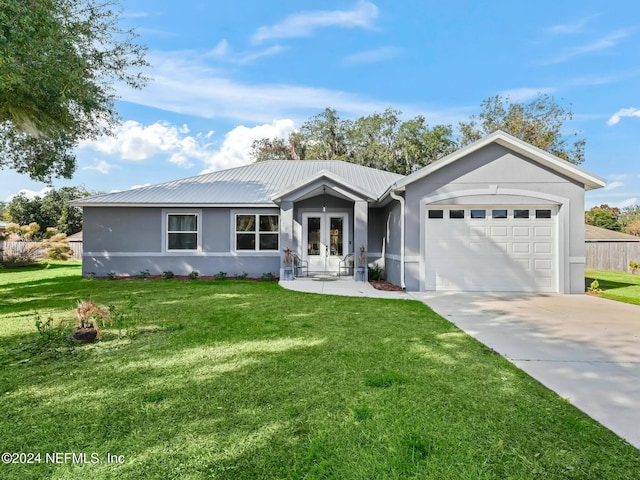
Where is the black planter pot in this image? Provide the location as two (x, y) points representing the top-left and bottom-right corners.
(73, 327), (98, 343)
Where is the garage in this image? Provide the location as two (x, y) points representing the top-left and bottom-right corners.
(425, 205), (557, 292)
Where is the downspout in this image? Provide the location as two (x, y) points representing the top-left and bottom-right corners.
(389, 189), (406, 290)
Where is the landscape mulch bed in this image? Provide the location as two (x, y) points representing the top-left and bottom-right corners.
(369, 280), (404, 291)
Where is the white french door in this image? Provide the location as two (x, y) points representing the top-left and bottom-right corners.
(302, 213), (349, 273)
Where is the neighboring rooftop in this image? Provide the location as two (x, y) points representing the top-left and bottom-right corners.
(585, 224), (640, 242)
(72, 160), (404, 207)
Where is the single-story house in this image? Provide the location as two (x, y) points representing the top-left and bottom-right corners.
(73, 130), (606, 293)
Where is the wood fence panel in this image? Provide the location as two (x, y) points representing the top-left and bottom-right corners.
(1, 241), (82, 261)
(586, 242), (640, 272)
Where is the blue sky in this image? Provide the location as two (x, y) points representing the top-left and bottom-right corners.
(2, 0), (639, 209)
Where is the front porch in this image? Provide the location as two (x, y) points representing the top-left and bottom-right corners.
(279, 276), (407, 299)
(273, 172), (375, 282)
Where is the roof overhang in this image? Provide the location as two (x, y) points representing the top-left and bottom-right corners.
(271, 170), (376, 203)
(392, 130), (606, 192)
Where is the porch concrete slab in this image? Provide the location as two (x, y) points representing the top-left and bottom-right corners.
(412, 292), (640, 449)
(279, 277), (408, 299)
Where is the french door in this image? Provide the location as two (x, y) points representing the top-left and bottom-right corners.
(302, 213), (348, 273)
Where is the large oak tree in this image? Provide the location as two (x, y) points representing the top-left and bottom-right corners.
(0, 0), (148, 182)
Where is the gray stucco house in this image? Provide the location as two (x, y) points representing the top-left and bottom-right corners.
(73, 131), (605, 293)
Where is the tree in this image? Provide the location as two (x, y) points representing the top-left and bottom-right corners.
(6, 186), (91, 235)
(458, 94), (585, 164)
(250, 107), (456, 175)
(619, 205), (640, 236)
(0, 0), (148, 182)
(585, 205), (622, 231)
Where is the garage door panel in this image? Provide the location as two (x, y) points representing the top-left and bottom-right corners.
(426, 205), (557, 292)
(512, 226), (531, 236)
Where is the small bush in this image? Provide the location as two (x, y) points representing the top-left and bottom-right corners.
(261, 272), (277, 281)
(188, 270), (199, 280)
(107, 272), (117, 280)
(237, 272), (249, 280)
(214, 271), (227, 280)
(137, 269), (151, 279)
(588, 279), (602, 294)
(85, 272), (96, 280)
(368, 263), (383, 281)
(630, 261), (639, 274)
(34, 313), (67, 344)
(162, 270), (175, 279)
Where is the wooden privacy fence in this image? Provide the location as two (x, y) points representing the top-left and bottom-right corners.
(0, 241), (82, 261)
(585, 242), (640, 272)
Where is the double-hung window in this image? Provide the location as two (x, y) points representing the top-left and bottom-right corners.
(167, 213), (199, 251)
(235, 214), (279, 251)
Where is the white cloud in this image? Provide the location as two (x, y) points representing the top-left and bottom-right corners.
(543, 29), (634, 65)
(252, 0), (378, 43)
(200, 119), (297, 173)
(613, 197), (639, 209)
(607, 107), (640, 126)
(82, 160), (117, 174)
(546, 16), (595, 35)
(78, 120), (219, 168)
(604, 181), (624, 191)
(344, 46), (401, 64)
(498, 87), (557, 103)
(10, 187), (52, 200)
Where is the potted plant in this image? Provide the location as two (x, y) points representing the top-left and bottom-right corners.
(356, 245), (367, 281)
(73, 300), (111, 343)
(282, 248), (294, 280)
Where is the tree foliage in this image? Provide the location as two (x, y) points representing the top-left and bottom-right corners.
(458, 94), (585, 165)
(250, 108), (456, 175)
(585, 205), (622, 231)
(0, 0), (148, 182)
(6, 186), (91, 235)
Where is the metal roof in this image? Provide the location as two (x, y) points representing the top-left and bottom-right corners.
(73, 160), (404, 206)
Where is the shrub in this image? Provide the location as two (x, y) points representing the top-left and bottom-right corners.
(368, 263), (383, 281)
(162, 270), (175, 279)
(85, 272), (96, 280)
(588, 280), (602, 294)
(188, 270), (199, 280)
(137, 269), (151, 279)
(630, 261), (639, 274)
(261, 272), (277, 281)
(237, 272), (249, 280)
(107, 272), (117, 280)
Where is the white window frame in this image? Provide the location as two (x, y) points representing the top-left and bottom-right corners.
(163, 210), (202, 253)
(233, 212), (280, 253)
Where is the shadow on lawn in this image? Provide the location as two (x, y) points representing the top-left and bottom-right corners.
(585, 276), (637, 291)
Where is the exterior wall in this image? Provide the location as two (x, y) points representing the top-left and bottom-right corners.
(294, 196), (353, 256)
(82, 206), (280, 277)
(404, 144), (586, 293)
(367, 207), (386, 266)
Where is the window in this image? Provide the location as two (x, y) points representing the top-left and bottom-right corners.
(449, 210), (465, 219)
(492, 209), (508, 219)
(470, 209), (486, 219)
(514, 209), (530, 219)
(235, 214), (279, 251)
(428, 210), (444, 219)
(536, 209), (552, 219)
(167, 214), (198, 250)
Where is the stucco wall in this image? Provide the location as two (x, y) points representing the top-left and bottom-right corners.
(403, 144), (586, 293)
(82, 206), (280, 277)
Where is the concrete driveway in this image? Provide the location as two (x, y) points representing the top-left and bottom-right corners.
(410, 292), (640, 449)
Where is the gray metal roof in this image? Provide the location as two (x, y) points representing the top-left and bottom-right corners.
(73, 160), (404, 206)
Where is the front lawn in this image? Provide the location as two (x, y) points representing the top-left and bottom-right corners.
(586, 269), (640, 306)
(1, 262), (639, 479)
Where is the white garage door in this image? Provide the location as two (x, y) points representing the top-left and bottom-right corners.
(425, 206), (557, 292)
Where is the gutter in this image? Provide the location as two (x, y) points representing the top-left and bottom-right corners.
(389, 188), (406, 290)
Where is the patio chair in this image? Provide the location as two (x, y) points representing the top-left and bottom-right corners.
(338, 253), (354, 277)
(292, 253), (308, 278)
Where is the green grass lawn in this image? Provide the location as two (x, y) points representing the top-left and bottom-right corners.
(586, 269), (640, 306)
(1, 262), (639, 479)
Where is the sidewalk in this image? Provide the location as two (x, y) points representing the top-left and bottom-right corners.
(279, 277), (408, 299)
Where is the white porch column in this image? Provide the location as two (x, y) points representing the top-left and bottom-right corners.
(353, 200), (368, 281)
